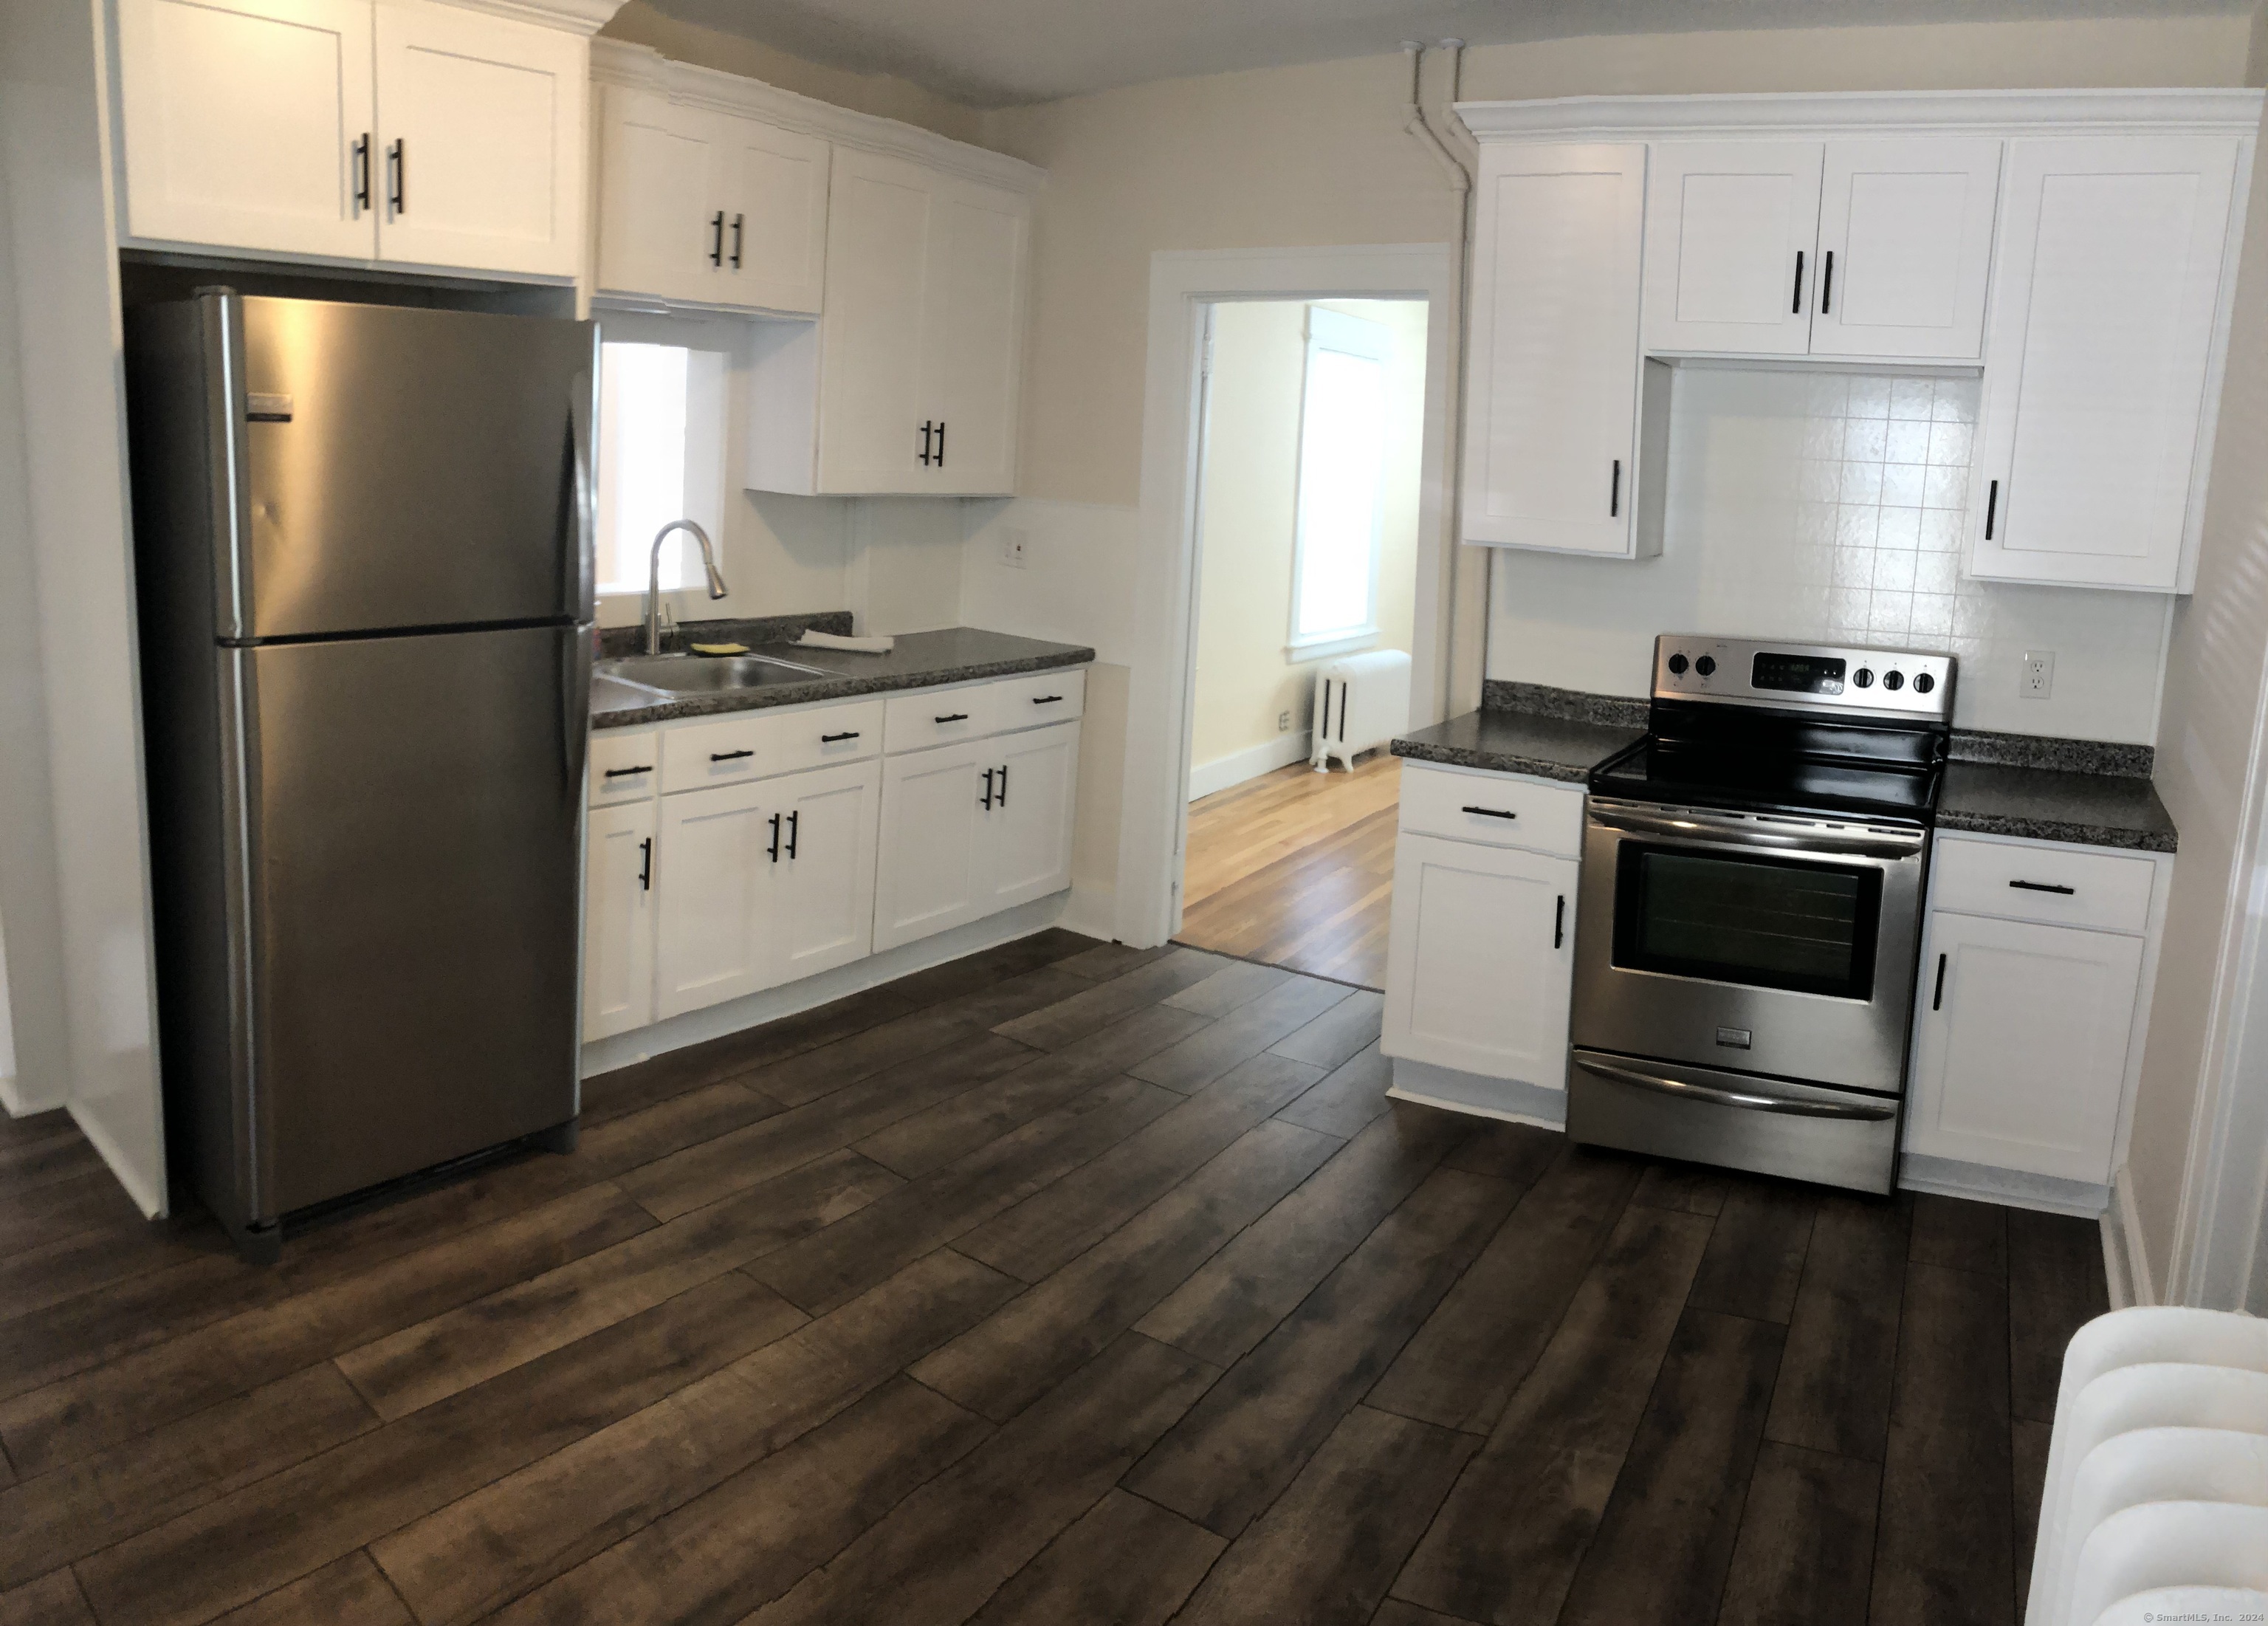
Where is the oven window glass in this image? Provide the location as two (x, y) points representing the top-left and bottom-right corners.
(1613, 844), (1882, 999)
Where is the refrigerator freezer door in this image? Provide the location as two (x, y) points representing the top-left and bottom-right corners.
(233, 296), (596, 639)
(239, 624), (587, 1215)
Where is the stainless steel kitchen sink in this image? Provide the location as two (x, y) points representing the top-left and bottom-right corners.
(594, 651), (832, 695)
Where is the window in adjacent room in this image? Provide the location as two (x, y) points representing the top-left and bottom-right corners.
(1286, 306), (1389, 656)
(594, 340), (727, 597)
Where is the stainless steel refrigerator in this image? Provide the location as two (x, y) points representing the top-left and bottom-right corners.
(125, 290), (596, 1260)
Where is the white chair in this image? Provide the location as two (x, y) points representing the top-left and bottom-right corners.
(2065, 1502), (2268, 1626)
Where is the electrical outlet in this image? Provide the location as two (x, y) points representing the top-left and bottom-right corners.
(2022, 650), (2055, 699)
(1278, 711), (1292, 733)
(1000, 527), (1029, 569)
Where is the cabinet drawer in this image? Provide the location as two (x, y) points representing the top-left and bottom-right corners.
(884, 685), (996, 753)
(1398, 763), (1586, 858)
(591, 730), (660, 806)
(661, 714), (774, 793)
(1930, 835), (2155, 935)
(763, 699), (884, 778)
(992, 669), (1085, 730)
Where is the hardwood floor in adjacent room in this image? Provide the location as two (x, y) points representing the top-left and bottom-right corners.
(1178, 753), (1401, 989)
(0, 930), (2105, 1626)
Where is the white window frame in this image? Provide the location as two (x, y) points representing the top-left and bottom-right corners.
(1285, 305), (1390, 662)
(594, 340), (729, 603)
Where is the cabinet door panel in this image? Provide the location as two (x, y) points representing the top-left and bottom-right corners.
(1643, 142), (1823, 355)
(583, 800), (656, 1041)
(768, 760), (880, 985)
(1463, 143), (1646, 555)
(983, 721), (1078, 910)
(116, 0), (377, 259)
(922, 179), (1028, 495)
(373, 0), (583, 278)
(1811, 138), (2000, 360)
(710, 112), (830, 315)
(1382, 834), (1576, 1085)
(873, 740), (989, 951)
(594, 86), (715, 303)
(654, 781), (774, 1018)
(816, 148), (932, 492)
(1970, 137), (2239, 589)
(1906, 911), (2142, 1182)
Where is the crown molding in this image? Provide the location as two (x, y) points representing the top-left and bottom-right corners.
(590, 41), (1045, 195)
(422, 0), (624, 37)
(1455, 87), (2267, 141)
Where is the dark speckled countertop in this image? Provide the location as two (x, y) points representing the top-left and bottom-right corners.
(1937, 763), (2176, 853)
(1391, 707), (1644, 784)
(592, 625), (1095, 730)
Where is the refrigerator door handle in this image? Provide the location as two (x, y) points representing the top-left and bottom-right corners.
(209, 289), (256, 640)
(567, 369), (597, 623)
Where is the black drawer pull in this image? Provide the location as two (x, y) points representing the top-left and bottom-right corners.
(1821, 249), (1835, 314)
(1554, 894), (1565, 950)
(821, 731), (861, 743)
(1932, 952), (1948, 1011)
(981, 766), (996, 810)
(935, 713), (970, 724)
(1609, 459), (1621, 519)
(1792, 249), (1804, 314)
(768, 812), (781, 863)
(603, 765), (653, 779)
(638, 837), (652, 891)
(1032, 696), (1064, 704)
(1985, 478), (2000, 541)
(2008, 879), (2076, 895)
(997, 763), (1008, 806)
(1461, 805), (1518, 820)
(709, 210), (724, 267)
(709, 749), (755, 763)
(786, 809), (798, 860)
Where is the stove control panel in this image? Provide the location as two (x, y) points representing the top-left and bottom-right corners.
(1652, 635), (1955, 719)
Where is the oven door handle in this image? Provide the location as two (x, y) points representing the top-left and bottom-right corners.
(1587, 806), (1922, 862)
(1574, 1057), (1899, 1121)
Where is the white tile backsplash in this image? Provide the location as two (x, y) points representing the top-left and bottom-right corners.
(1487, 365), (2173, 743)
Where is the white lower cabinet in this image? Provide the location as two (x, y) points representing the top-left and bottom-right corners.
(768, 759), (882, 985)
(984, 722), (1080, 913)
(1381, 829), (1578, 1086)
(583, 800), (656, 1042)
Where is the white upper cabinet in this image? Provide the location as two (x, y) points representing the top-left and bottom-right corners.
(918, 179), (1029, 496)
(1969, 136), (2242, 591)
(1811, 138), (2001, 361)
(1463, 142), (1652, 557)
(1644, 141), (1824, 356)
(592, 86), (828, 315)
(114, 0), (589, 278)
(371, 0), (583, 278)
(114, 0), (378, 261)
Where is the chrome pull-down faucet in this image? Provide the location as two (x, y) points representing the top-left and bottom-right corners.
(645, 520), (728, 655)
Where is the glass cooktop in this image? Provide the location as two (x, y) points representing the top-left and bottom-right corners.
(1591, 738), (1940, 826)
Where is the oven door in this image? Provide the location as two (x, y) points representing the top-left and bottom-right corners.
(1570, 798), (1928, 1094)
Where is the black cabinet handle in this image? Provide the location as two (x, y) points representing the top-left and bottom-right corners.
(709, 748), (755, 763)
(709, 210), (724, 267)
(919, 420), (935, 467)
(981, 767), (996, 810)
(1792, 249), (1804, 314)
(996, 763), (1007, 806)
(1554, 895), (1566, 950)
(602, 764), (653, 779)
(1461, 805), (1518, 820)
(1032, 696), (1063, 705)
(768, 812), (782, 862)
(638, 837), (652, 891)
(386, 138), (405, 216)
(935, 420), (945, 467)
(935, 713), (969, 724)
(1985, 479), (2000, 541)
(1821, 250), (1835, 314)
(786, 809), (799, 860)
(820, 730), (860, 743)
(2008, 879), (2076, 895)
(1931, 952), (1948, 1012)
(729, 213), (743, 269)
(353, 134), (371, 213)
(1609, 459), (1621, 519)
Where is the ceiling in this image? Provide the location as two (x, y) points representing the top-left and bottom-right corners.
(639, 0), (2248, 106)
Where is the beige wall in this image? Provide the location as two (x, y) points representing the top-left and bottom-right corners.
(1190, 299), (1425, 776)
(985, 16), (2251, 510)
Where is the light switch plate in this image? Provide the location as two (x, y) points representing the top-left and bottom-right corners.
(1001, 528), (1029, 569)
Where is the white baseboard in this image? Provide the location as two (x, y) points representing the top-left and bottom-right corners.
(1188, 733), (1312, 802)
(2104, 1164), (2155, 1308)
(1896, 1153), (2109, 1219)
(580, 893), (1085, 1080)
(1, 1073), (63, 1117)
(1059, 879), (1117, 942)
(1386, 1056), (1568, 1129)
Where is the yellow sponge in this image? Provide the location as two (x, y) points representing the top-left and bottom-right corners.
(689, 642), (749, 656)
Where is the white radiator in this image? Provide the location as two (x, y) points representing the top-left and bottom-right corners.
(2027, 1306), (2268, 1625)
(1310, 649), (1412, 772)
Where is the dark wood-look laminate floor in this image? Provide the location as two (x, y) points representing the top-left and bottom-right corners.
(0, 930), (2109, 1626)
(1179, 755), (1400, 989)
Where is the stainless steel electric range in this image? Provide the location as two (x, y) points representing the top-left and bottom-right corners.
(1569, 635), (1957, 1195)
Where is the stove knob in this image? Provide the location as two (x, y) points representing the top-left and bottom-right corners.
(1853, 667), (1874, 688)
(1883, 670), (1906, 692)
(1666, 652), (1688, 676)
(1913, 672), (1936, 694)
(1694, 654), (1717, 677)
